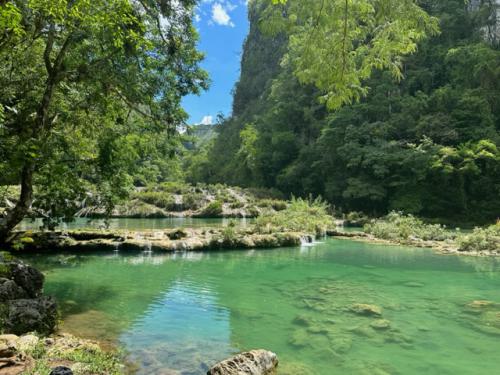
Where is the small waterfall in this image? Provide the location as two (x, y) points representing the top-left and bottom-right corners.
(300, 235), (313, 246)
(113, 242), (121, 253)
(143, 240), (153, 255)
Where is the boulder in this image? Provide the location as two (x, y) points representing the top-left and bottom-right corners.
(4, 297), (58, 335)
(16, 334), (39, 353)
(0, 279), (26, 302)
(50, 366), (73, 375)
(7, 262), (44, 298)
(207, 350), (278, 375)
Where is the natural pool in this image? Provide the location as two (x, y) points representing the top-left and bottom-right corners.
(17, 217), (253, 231)
(25, 239), (500, 375)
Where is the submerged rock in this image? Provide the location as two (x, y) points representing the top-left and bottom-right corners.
(349, 304), (383, 317)
(207, 349), (278, 375)
(370, 319), (391, 330)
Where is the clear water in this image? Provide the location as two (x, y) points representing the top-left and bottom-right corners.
(17, 217), (252, 231)
(24, 239), (500, 375)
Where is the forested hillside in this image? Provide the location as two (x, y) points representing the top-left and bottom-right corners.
(191, 0), (500, 224)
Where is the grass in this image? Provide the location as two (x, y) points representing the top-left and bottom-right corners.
(25, 337), (123, 375)
(255, 196), (333, 236)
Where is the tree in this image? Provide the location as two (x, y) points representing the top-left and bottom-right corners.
(265, 0), (439, 110)
(0, 0), (207, 239)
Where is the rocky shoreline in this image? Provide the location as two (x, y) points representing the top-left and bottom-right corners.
(7, 228), (311, 254)
(326, 230), (499, 257)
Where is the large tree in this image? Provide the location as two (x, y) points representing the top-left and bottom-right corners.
(0, 0), (207, 239)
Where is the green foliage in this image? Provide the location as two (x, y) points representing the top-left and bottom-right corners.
(256, 199), (287, 211)
(255, 196), (332, 235)
(0, 0), (207, 236)
(133, 191), (175, 210)
(200, 1), (500, 225)
(264, 0), (439, 110)
(25, 339), (122, 375)
(364, 212), (457, 242)
(457, 223), (500, 252)
(200, 200), (223, 217)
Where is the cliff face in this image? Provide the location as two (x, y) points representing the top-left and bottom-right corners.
(231, 1), (286, 118)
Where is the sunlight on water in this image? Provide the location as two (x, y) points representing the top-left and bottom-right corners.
(25, 239), (500, 375)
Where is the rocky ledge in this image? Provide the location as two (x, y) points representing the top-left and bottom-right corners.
(207, 350), (278, 375)
(0, 333), (121, 375)
(0, 253), (57, 335)
(9, 228), (311, 253)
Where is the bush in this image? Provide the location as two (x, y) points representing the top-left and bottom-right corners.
(457, 224), (500, 252)
(200, 200), (223, 217)
(255, 196), (332, 236)
(183, 192), (204, 210)
(364, 212), (456, 242)
(134, 191), (175, 210)
(257, 199), (288, 211)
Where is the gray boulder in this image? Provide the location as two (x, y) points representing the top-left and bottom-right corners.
(0, 278), (27, 301)
(8, 261), (44, 298)
(207, 350), (278, 375)
(4, 296), (58, 335)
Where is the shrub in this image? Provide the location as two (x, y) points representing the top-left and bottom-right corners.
(364, 212), (456, 242)
(183, 192), (204, 210)
(457, 224), (500, 252)
(255, 196), (332, 236)
(133, 191), (175, 210)
(257, 199), (288, 211)
(200, 200), (223, 217)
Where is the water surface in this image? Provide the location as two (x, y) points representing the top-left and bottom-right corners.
(25, 239), (500, 375)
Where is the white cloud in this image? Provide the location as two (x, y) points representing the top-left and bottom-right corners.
(199, 115), (214, 125)
(211, 3), (235, 27)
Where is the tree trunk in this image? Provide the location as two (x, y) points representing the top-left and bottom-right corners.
(0, 163), (34, 242)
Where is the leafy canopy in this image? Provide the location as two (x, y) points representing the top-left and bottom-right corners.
(264, 0), (439, 109)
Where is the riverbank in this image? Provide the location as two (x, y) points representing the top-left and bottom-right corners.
(7, 227), (310, 254)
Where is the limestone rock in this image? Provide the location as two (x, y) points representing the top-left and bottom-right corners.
(0, 280), (26, 302)
(7, 262), (44, 298)
(370, 319), (391, 330)
(5, 297), (58, 335)
(349, 304), (383, 317)
(207, 350), (278, 375)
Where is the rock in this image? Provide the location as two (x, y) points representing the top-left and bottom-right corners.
(404, 281), (425, 288)
(292, 315), (311, 327)
(0, 279), (27, 302)
(50, 366), (73, 375)
(349, 304), (383, 317)
(370, 319), (391, 330)
(0, 342), (16, 358)
(288, 329), (309, 348)
(207, 350), (278, 375)
(17, 334), (39, 353)
(329, 336), (352, 354)
(167, 229), (188, 240)
(5, 297), (58, 335)
(7, 261), (44, 298)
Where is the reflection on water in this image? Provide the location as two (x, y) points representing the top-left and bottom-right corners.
(16, 217), (252, 231)
(121, 282), (234, 374)
(24, 239), (500, 375)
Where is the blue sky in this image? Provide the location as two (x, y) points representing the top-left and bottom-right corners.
(182, 0), (250, 125)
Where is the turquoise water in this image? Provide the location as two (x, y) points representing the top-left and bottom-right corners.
(25, 239), (500, 375)
(17, 217), (252, 231)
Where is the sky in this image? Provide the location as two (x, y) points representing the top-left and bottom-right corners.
(181, 0), (250, 125)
